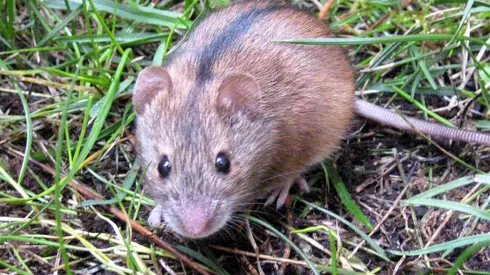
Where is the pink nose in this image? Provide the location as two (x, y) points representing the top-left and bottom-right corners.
(179, 206), (212, 237)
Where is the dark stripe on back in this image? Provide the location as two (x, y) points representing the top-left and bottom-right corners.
(195, 4), (285, 84)
(183, 4), (287, 122)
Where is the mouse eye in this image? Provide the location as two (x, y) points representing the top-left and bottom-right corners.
(157, 155), (171, 178)
(215, 152), (231, 174)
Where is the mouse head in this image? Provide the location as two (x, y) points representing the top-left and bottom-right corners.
(133, 66), (275, 239)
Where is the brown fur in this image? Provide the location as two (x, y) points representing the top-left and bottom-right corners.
(133, 1), (355, 238)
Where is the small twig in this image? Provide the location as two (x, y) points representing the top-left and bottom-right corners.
(0, 136), (10, 146)
(405, 257), (466, 275)
(240, 255), (260, 275)
(367, 13), (391, 31)
(279, 209), (293, 275)
(210, 245), (310, 268)
(282, 241), (294, 265)
(159, 259), (177, 275)
(0, 74), (97, 92)
(318, 0), (335, 20)
(246, 219), (265, 275)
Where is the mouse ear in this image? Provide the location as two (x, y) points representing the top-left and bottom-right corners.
(133, 66), (173, 115)
(216, 74), (260, 119)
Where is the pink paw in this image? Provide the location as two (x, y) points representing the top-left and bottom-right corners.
(147, 204), (164, 227)
(264, 177), (309, 209)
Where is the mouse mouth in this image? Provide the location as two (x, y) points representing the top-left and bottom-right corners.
(164, 200), (230, 239)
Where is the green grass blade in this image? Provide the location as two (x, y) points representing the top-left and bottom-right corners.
(277, 34), (488, 46)
(5, 0), (15, 43)
(403, 198), (490, 221)
(389, 233), (490, 256)
(449, 0), (475, 45)
(73, 96), (93, 162)
(53, 32), (167, 44)
(152, 41), (167, 67)
(246, 215), (321, 275)
(0, 45), (68, 55)
(175, 245), (225, 274)
(16, 90), (32, 186)
(44, 0), (190, 29)
(434, 0), (488, 7)
(409, 46), (437, 91)
(38, 5), (83, 46)
(448, 241), (490, 274)
(476, 174), (490, 184)
(324, 161), (373, 230)
(366, 83), (469, 97)
(393, 86), (456, 127)
(295, 198), (389, 261)
(197, 244), (232, 275)
(53, 62), (81, 275)
(79, 160), (140, 207)
(0, 258), (31, 275)
(408, 176), (475, 200)
(87, 0), (124, 55)
(329, 230), (338, 275)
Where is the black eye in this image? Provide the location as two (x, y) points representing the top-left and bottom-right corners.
(215, 152), (231, 174)
(158, 155), (171, 178)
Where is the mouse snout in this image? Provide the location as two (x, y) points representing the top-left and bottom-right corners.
(163, 195), (231, 238)
(173, 200), (226, 239)
(179, 206), (213, 237)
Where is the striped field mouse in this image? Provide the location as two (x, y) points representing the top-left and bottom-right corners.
(133, 1), (490, 239)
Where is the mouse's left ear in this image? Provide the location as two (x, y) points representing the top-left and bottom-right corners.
(133, 66), (173, 115)
(216, 74), (261, 120)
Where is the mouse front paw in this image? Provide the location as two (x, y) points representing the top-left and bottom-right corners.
(147, 204), (164, 227)
(264, 177), (309, 210)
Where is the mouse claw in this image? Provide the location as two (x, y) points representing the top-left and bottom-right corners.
(264, 188), (281, 207)
(264, 177), (309, 210)
(147, 204), (164, 227)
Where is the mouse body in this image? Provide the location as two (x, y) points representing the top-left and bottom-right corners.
(133, 1), (354, 238)
(133, 1), (490, 239)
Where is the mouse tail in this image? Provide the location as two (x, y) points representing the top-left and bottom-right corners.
(354, 99), (490, 146)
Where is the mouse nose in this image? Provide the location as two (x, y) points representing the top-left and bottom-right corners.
(179, 206), (212, 237)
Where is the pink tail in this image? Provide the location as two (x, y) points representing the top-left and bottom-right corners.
(354, 99), (490, 146)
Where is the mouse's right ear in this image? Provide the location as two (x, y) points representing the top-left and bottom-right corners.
(133, 66), (173, 115)
(216, 74), (261, 120)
